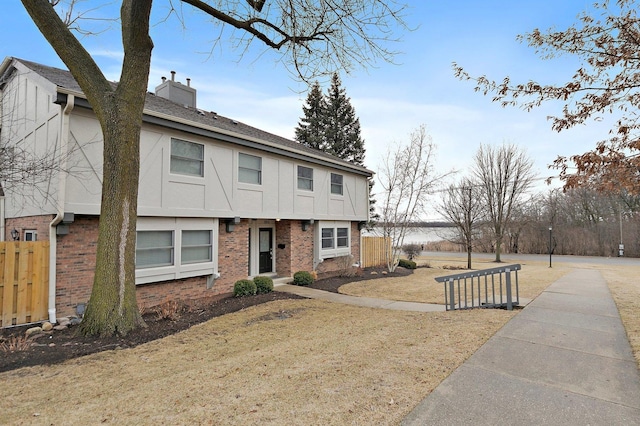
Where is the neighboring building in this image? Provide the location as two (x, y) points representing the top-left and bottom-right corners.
(0, 57), (371, 322)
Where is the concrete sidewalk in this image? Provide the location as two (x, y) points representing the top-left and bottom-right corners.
(275, 283), (446, 312)
(402, 269), (640, 425)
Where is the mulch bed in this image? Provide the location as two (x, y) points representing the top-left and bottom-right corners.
(0, 267), (412, 373)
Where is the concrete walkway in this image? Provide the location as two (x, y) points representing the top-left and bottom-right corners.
(275, 283), (446, 312)
(402, 269), (640, 425)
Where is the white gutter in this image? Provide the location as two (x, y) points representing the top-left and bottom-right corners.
(48, 94), (74, 323)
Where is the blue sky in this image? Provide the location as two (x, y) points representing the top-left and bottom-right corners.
(2, 1), (614, 210)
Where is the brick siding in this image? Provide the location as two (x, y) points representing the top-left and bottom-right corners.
(5, 215), (53, 242)
(5, 215), (361, 317)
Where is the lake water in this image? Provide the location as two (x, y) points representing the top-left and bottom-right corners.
(362, 226), (457, 245)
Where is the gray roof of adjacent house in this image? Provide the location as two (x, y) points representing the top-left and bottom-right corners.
(9, 58), (372, 177)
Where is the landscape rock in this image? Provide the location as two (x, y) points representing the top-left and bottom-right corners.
(370, 271), (378, 275)
(25, 326), (43, 337)
(58, 317), (71, 327)
(69, 317), (82, 326)
(42, 322), (53, 331)
(53, 325), (68, 331)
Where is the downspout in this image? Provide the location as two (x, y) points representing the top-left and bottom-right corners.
(0, 193), (5, 241)
(48, 94), (74, 323)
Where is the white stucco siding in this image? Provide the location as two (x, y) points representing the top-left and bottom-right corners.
(1, 67), (62, 217)
(58, 111), (368, 221)
(64, 112), (105, 214)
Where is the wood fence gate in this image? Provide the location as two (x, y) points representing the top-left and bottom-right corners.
(361, 236), (391, 268)
(0, 241), (49, 328)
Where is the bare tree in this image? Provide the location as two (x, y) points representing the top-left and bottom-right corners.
(453, 0), (640, 194)
(20, 0), (409, 336)
(377, 125), (450, 271)
(472, 143), (536, 262)
(437, 178), (484, 269)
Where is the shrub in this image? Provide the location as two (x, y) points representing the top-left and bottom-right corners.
(336, 254), (358, 277)
(293, 271), (314, 286)
(155, 300), (182, 321)
(402, 243), (422, 260)
(254, 276), (274, 294)
(0, 334), (33, 352)
(234, 279), (257, 297)
(398, 258), (417, 269)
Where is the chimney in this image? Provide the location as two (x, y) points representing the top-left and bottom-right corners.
(154, 71), (197, 108)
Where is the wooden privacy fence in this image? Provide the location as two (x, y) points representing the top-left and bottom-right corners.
(0, 241), (49, 328)
(361, 236), (391, 268)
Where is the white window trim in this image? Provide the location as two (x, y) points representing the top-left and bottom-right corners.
(24, 230), (38, 241)
(170, 138), (205, 178)
(330, 173), (343, 196)
(317, 220), (351, 259)
(135, 217), (218, 285)
(238, 152), (262, 185)
(297, 165), (314, 191)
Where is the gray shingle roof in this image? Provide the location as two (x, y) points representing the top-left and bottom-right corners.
(15, 58), (372, 176)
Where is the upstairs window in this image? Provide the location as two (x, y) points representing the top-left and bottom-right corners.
(171, 139), (204, 177)
(239, 153), (262, 184)
(331, 173), (343, 195)
(297, 166), (314, 191)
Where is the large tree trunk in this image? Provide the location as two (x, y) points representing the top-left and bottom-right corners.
(79, 106), (145, 336)
(22, 0), (154, 336)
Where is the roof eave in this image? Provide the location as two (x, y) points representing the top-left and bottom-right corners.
(54, 89), (374, 177)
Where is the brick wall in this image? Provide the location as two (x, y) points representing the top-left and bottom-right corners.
(5, 215), (54, 241)
(275, 220), (314, 277)
(5, 215), (361, 317)
(55, 216), (252, 317)
(55, 215), (99, 317)
(216, 219), (249, 293)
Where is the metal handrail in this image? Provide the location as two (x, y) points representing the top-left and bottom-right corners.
(435, 264), (521, 311)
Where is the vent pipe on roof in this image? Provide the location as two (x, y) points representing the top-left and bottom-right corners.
(161, 76), (166, 83)
(154, 71), (197, 108)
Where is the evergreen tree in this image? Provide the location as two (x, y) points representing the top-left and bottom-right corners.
(294, 81), (326, 151)
(323, 73), (366, 166)
(295, 73), (378, 224)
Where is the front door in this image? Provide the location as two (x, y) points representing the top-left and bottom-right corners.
(258, 228), (273, 274)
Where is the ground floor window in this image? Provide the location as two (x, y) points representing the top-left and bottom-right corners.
(135, 218), (218, 285)
(317, 221), (351, 259)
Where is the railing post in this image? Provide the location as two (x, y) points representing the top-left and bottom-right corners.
(448, 278), (455, 311)
(505, 267), (513, 311)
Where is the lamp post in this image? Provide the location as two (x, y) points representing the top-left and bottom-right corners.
(548, 226), (553, 268)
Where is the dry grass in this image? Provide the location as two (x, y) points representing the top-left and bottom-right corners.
(1, 257), (638, 425)
(1, 300), (515, 425)
(341, 256), (570, 304)
(601, 265), (640, 369)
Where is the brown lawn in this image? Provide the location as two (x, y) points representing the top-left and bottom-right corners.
(1, 255), (638, 425)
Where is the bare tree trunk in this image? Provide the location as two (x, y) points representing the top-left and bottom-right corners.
(79, 109), (145, 336)
(22, 0), (153, 336)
